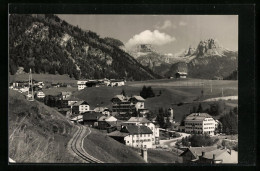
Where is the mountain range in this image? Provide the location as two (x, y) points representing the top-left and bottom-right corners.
(130, 39), (238, 79)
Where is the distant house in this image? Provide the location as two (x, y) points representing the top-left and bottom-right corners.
(180, 146), (238, 164)
(107, 125), (153, 148)
(60, 91), (72, 100)
(83, 111), (103, 127)
(94, 107), (111, 116)
(197, 148), (238, 164)
(77, 81), (88, 90)
(180, 146), (218, 163)
(184, 113), (216, 136)
(36, 91), (45, 98)
(71, 101), (90, 114)
(109, 80), (125, 87)
(97, 116), (118, 130)
(175, 72), (187, 79)
(66, 96), (82, 106)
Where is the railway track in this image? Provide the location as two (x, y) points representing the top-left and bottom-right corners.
(71, 125), (103, 163)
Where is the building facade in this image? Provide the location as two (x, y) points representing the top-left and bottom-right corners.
(111, 95), (146, 115)
(77, 81), (88, 90)
(71, 101), (90, 114)
(123, 117), (160, 145)
(184, 113), (216, 136)
(36, 91), (45, 98)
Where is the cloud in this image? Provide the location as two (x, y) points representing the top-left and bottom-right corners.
(179, 21), (187, 26)
(125, 30), (176, 49)
(155, 20), (176, 30)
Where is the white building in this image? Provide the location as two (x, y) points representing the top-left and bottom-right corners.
(109, 80), (125, 87)
(108, 125), (153, 149)
(123, 117), (160, 145)
(71, 101), (90, 114)
(60, 91), (72, 100)
(184, 113), (216, 136)
(77, 81), (88, 90)
(36, 91), (45, 98)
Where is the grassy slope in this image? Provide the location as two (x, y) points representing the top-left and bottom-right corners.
(73, 79), (238, 121)
(83, 128), (145, 163)
(9, 90), (80, 163)
(9, 73), (77, 85)
(148, 149), (183, 163)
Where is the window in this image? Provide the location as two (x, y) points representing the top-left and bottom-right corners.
(127, 141), (129, 143)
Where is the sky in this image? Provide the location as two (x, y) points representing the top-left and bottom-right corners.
(57, 15), (238, 55)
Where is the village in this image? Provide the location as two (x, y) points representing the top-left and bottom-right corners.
(9, 69), (238, 164)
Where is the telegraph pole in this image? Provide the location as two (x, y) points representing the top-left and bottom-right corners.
(27, 68), (34, 101)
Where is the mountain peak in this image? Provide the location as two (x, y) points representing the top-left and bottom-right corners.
(196, 38), (225, 56)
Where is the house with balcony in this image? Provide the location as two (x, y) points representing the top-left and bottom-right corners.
(122, 117), (160, 145)
(107, 125), (153, 149)
(111, 95), (147, 115)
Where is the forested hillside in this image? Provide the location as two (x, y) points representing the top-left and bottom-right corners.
(9, 14), (159, 80)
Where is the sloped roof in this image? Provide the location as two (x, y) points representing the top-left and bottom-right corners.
(98, 115), (108, 121)
(61, 91), (72, 95)
(127, 117), (151, 123)
(94, 107), (109, 112)
(201, 149), (228, 159)
(107, 131), (128, 137)
(180, 146), (217, 158)
(131, 95), (145, 102)
(111, 95), (130, 102)
(83, 112), (102, 121)
(64, 96), (82, 101)
(185, 113), (213, 121)
(72, 101), (89, 106)
(123, 125), (153, 135)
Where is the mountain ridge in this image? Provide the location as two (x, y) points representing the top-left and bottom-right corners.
(9, 14), (160, 81)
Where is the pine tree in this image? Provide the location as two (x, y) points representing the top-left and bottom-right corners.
(197, 103), (203, 113)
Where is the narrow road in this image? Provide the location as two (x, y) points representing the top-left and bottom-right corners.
(68, 125), (103, 163)
(160, 132), (190, 148)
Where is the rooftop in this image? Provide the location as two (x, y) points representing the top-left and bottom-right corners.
(180, 146), (218, 158)
(122, 125), (153, 135)
(83, 111), (103, 120)
(185, 113), (214, 121)
(107, 131), (129, 137)
(126, 117), (151, 124)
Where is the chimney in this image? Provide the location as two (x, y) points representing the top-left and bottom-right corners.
(213, 154), (216, 160)
(141, 147), (148, 162)
(202, 151), (205, 157)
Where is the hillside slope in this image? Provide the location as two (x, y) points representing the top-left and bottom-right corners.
(83, 128), (145, 163)
(9, 14), (159, 81)
(8, 90), (80, 163)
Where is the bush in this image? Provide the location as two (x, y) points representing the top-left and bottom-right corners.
(181, 134), (218, 147)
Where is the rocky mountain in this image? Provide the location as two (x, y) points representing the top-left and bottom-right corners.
(129, 44), (176, 76)
(9, 14), (160, 81)
(165, 39), (238, 79)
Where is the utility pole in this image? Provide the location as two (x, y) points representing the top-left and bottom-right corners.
(210, 80), (212, 93)
(27, 68), (34, 101)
